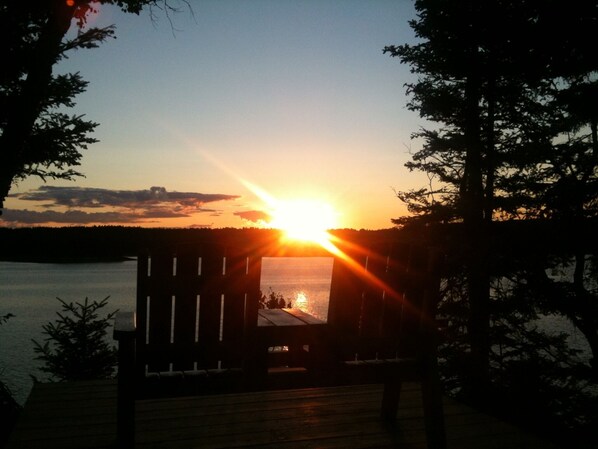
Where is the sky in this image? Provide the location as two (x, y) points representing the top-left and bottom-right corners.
(2, 0), (427, 230)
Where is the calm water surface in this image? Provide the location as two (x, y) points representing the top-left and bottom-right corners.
(0, 258), (333, 404)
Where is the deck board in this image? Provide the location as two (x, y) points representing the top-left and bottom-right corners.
(7, 381), (559, 449)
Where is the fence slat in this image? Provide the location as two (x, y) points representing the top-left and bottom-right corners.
(146, 252), (174, 372)
(172, 251), (200, 371)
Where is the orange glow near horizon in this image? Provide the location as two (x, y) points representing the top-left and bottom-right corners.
(238, 178), (339, 246)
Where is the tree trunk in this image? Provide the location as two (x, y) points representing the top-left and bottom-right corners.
(462, 18), (491, 399)
(591, 118), (597, 160)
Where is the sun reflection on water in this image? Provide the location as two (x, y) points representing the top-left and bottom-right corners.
(294, 291), (308, 310)
(260, 257), (333, 322)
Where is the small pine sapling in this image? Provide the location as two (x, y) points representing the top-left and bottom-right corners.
(32, 297), (117, 381)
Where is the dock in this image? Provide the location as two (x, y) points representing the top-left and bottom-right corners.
(7, 380), (559, 449)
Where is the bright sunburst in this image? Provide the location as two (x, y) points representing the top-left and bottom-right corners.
(269, 199), (337, 244)
(231, 178), (339, 247)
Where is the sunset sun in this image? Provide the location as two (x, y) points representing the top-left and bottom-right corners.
(269, 199), (338, 244)
(235, 179), (340, 246)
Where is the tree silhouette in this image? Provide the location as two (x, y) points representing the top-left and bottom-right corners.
(385, 0), (598, 400)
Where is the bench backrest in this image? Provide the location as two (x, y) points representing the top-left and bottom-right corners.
(135, 245), (261, 376)
(327, 240), (440, 362)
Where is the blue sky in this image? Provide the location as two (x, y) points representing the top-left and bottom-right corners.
(2, 0), (426, 229)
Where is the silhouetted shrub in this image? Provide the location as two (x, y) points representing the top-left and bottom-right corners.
(32, 297), (117, 381)
(259, 288), (292, 309)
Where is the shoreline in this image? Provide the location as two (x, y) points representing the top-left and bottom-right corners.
(0, 256), (135, 264)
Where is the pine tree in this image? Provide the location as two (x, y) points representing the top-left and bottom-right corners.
(32, 297), (117, 381)
(385, 0), (598, 401)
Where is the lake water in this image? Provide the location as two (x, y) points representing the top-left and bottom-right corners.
(0, 258), (333, 405)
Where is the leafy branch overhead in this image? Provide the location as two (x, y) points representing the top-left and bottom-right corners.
(0, 1), (190, 212)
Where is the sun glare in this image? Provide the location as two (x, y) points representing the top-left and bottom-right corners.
(221, 175), (339, 247)
(270, 199), (337, 244)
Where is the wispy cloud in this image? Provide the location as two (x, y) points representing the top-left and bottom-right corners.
(2, 186), (242, 226)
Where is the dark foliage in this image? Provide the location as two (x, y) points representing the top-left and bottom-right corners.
(259, 288), (292, 310)
(0, 314), (21, 449)
(434, 244), (598, 447)
(385, 1), (598, 444)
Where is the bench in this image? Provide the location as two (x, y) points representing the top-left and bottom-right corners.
(323, 238), (446, 449)
(113, 230), (446, 448)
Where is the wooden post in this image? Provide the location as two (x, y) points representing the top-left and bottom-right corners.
(420, 248), (446, 449)
(114, 311), (136, 448)
(381, 379), (402, 421)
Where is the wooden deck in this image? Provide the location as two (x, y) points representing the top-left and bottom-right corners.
(7, 380), (558, 449)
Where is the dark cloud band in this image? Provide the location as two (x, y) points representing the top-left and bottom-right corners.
(2, 186), (242, 226)
(11, 186), (239, 208)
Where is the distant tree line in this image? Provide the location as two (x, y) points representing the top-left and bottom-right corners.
(3, 224), (594, 262)
(0, 227), (395, 262)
